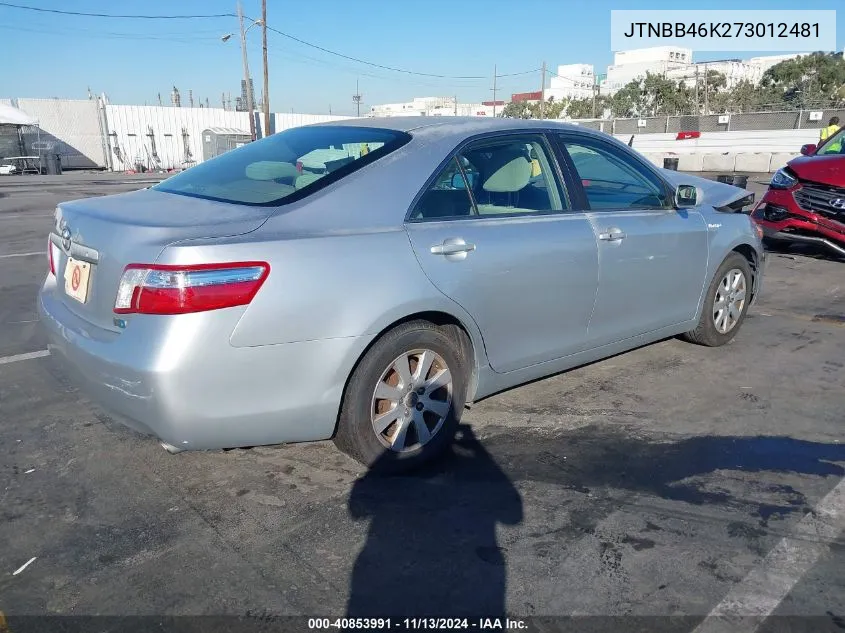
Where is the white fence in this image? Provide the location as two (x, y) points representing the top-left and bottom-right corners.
(104, 105), (347, 171)
(2, 97), (827, 173)
(2, 97), (349, 171)
(2, 98), (107, 169)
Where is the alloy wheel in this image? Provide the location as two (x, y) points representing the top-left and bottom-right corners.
(370, 349), (453, 452)
(713, 268), (747, 334)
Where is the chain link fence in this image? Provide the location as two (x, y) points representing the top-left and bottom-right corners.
(571, 107), (845, 135)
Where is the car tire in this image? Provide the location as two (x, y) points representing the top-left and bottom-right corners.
(333, 320), (470, 473)
(683, 252), (753, 347)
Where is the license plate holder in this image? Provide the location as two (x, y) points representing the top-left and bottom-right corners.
(64, 257), (92, 304)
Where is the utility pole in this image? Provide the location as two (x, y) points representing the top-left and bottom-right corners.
(592, 73), (598, 118)
(353, 79), (362, 117)
(703, 63), (709, 115)
(539, 61), (546, 119)
(237, 0), (256, 140)
(261, 0), (270, 137)
(695, 65), (700, 114)
(492, 64), (498, 117)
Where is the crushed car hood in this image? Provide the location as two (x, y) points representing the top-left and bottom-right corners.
(659, 169), (754, 211)
(787, 155), (845, 187)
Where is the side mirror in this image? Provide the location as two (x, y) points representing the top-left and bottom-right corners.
(800, 143), (817, 156)
(675, 184), (697, 208)
(451, 172), (466, 189)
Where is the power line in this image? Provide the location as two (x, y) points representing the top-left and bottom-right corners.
(265, 25), (538, 80)
(0, 1), (235, 19)
(0, 22), (223, 42)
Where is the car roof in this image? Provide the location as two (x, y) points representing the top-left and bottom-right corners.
(307, 116), (606, 141)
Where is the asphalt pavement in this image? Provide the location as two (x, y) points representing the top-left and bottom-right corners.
(0, 172), (844, 630)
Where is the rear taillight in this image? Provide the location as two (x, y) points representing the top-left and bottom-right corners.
(48, 238), (59, 276)
(114, 262), (269, 315)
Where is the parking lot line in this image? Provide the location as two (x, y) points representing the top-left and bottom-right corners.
(0, 251), (42, 259)
(0, 350), (50, 365)
(692, 476), (845, 633)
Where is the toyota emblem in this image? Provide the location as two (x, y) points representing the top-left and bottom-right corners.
(830, 198), (845, 210)
(61, 226), (72, 252)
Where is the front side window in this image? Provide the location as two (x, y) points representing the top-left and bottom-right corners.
(411, 135), (566, 220)
(559, 136), (671, 211)
(153, 126), (410, 206)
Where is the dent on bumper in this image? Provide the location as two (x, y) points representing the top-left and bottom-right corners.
(38, 282), (372, 450)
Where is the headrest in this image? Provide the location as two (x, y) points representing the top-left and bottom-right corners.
(245, 161), (299, 181)
(482, 155), (532, 193)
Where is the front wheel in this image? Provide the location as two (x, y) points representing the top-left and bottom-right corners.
(683, 253), (753, 347)
(333, 321), (469, 472)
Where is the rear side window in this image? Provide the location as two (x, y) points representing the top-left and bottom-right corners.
(153, 126), (410, 206)
(410, 135), (566, 220)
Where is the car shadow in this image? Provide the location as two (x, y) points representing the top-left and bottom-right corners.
(480, 427), (845, 519)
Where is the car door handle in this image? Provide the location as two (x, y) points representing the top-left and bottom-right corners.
(598, 229), (626, 241)
(430, 239), (476, 256)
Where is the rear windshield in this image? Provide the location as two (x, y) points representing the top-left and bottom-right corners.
(153, 126), (410, 206)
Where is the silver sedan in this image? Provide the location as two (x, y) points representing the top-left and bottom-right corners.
(39, 117), (765, 472)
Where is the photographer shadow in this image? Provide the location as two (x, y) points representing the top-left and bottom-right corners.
(346, 424), (523, 619)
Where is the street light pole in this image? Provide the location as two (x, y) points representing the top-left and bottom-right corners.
(261, 0), (270, 137)
(237, 1), (256, 141)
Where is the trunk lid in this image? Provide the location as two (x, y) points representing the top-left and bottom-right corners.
(52, 188), (272, 332)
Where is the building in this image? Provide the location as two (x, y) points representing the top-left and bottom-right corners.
(368, 96), (498, 117)
(544, 64), (595, 102)
(602, 47), (692, 94)
(665, 53), (809, 90)
(237, 78), (256, 112)
(601, 47), (808, 94)
(511, 91), (543, 103)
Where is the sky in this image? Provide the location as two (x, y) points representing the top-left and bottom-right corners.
(1, 0), (843, 116)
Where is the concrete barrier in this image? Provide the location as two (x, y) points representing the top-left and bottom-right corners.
(734, 153), (772, 173)
(677, 154), (704, 171)
(641, 153), (665, 168)
(702, 154), (736, 172)
(768, 153), (800, 172)
(619, 128), (816, 173)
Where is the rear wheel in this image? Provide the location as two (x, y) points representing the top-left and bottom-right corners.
(334, 320), (469, 472)
(683, 252), (752, 347)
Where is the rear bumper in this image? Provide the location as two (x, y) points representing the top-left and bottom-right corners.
(38, 275), (372, 450)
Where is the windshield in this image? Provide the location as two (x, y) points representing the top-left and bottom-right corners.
(153, 125), (410, 206)
(817, 127), (845, 156)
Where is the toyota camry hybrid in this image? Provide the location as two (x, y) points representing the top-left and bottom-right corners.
(39, 117), (765, 472)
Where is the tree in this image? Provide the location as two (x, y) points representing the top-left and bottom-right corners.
(696, 70), (727, 113)
(604, 72), (692, 117)
(608, 82), (640, 117)
(501, 101), (533, 119)
(565, 96), (605, 119)
(760, 52), (845, 107)
(718, 79), (770, 113)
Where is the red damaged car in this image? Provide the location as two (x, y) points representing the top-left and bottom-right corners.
(752, 126), (845, 257)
